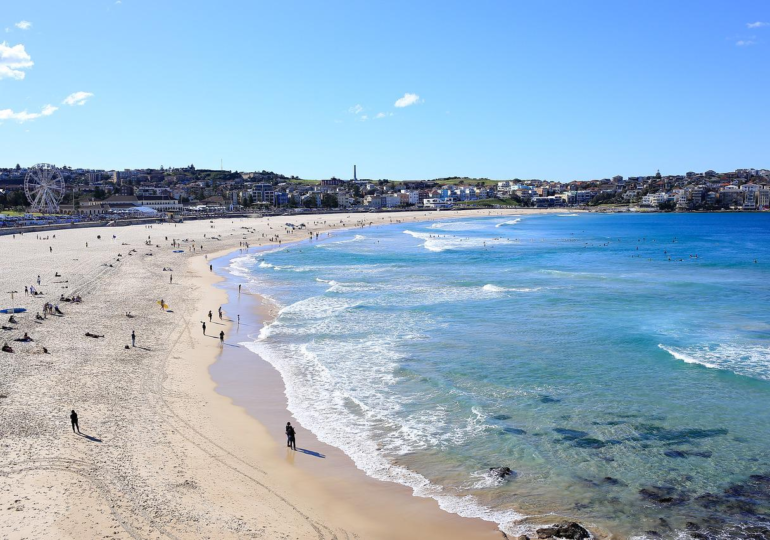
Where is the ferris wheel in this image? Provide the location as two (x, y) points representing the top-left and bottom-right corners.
(24, 163), (66, 213)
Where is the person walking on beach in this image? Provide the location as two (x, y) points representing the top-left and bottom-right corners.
(286, 422), (296, 450)
(218, 306), (222, 320)
(70, 410), (80, 434)
(169, 274), (173, 284)
(219, 330), (224, 345)
(202, 322), (206, 335)
(37, 275), (41, 285)
(208, 310), (212, 322)
(131, 330), (136, 347)
(238, 284), (241, 295)
(209, 264), (213, 272)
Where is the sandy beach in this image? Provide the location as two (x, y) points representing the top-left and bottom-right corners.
(0, 209), (570, 539)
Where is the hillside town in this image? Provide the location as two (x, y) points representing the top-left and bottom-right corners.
(1, 164), (769, 224)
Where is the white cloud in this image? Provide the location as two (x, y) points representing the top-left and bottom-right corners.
(0, 42), (34, 80)
(747, 21), (768, 28)
(15, 21), (32, 30)
(394, 92), (422, 108)
(375, 112), (393, 119)
(360, 115), (368, 121)
(62, 91), (94, 106)
(736, 39), (756, 46)
(0, 103), (57, 123)
(348, 104), (363, 114)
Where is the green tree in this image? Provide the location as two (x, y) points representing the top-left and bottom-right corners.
(321, 193), (339, 208)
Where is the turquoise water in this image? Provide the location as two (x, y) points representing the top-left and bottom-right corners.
(230, 213), (770, 539)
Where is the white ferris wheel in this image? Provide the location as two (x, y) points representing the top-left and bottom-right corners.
(24, 163), (66, 213)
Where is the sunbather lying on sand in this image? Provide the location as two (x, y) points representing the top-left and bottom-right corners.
(85, 332), (104, 338)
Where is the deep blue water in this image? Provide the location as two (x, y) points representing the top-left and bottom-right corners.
(231, 213), (770, 539)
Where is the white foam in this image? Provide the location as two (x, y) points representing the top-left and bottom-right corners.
(403, 230), (512, 253)
(558, 213), (580, 217)
(429, 221), (488, 231)
(659, 343), (770, 380)
(495, 218), (522, 227)
(482, 284), (542, 293)
(316, 234), (367, 248)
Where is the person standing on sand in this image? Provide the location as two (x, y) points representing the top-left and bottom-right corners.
(208, 310), (212, 322)
(169, 274), (173, 284)
(70, 410), (80, 434)
(218, 306), (222, 320)
(286, 422), (296, 450)
(131, 330), (136, 347)
(209, 264), (213, 272)
(202, 322), (206, 335)
(219, 330), (224, 345)
(238, 284), (241, 295)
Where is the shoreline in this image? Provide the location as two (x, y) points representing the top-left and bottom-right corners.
(208, 249), (503, 539)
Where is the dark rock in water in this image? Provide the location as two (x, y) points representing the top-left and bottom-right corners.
(685, 522), (701, 531)
(502, 427), (527, 435)
(492, 414), (512, 421)
(639, 486), (689, 505)
(694, 492), (722, 509)
(644, 532), (661, 538)
(553, 428), (589, 440)
(634, 424), (728, 444)
(601, 476), (624, 486)
(540, 396), (561, 404)
(657, 518), (672, 530)
(592, 420), (627, 426)
(573, 437), (606, 449)
(535, 522), (590, 539)
(664, 448), (713, 459)
(489, 467), (514, 479)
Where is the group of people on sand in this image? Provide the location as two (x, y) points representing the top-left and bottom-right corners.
(40, 302), (64, 318)
(25, 285), (42, 296)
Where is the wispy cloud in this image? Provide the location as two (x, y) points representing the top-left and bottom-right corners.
(0, 103), (57, 123)
(394, 92), (422, 108)
(736, 39), (756, 46)
(360, 115), (368, 121)
(0, 42), (34, 80)
(348, 104), (363, 115)
(747, 21), (768, 29)
(375, 112), (393, 119)
(62, 91), (94, 106)
(15, 21), (32, 30)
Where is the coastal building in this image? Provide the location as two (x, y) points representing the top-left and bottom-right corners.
(251, 184), (275, 204)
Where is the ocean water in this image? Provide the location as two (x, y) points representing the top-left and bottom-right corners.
(229, 213), (770, 539)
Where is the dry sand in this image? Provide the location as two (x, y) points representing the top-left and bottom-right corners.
(0, 209), (570, 539)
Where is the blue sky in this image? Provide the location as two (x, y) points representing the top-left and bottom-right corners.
(1, 1), (768, 181)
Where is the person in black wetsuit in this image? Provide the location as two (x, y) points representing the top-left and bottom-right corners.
(70, 410), (80, 434)
(285, 422), (296, 450)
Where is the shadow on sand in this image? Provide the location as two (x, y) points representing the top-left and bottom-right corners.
(297, 448), (326, 458)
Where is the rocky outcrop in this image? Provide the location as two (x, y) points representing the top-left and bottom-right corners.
(489, 466), (514, 479)
(535, 521), (591, 539)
